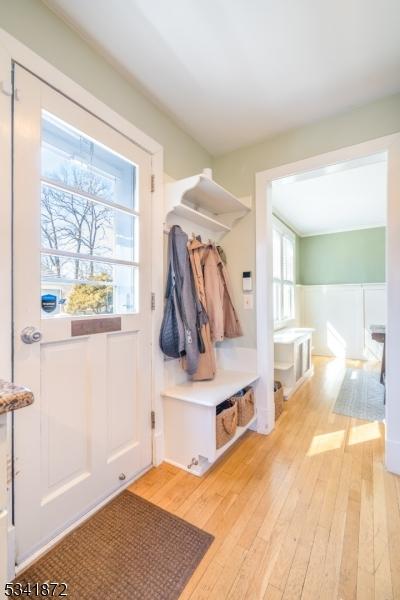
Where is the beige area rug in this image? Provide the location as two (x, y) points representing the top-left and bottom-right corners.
(333, 368), (385, 421)
(15, 491), (214, 599)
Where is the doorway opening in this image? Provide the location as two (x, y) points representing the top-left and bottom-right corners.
(255, 135), (400, 475)
(271, 151), (387, 402)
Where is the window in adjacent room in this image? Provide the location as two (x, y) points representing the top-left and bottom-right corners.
(273, 217), (295, 327)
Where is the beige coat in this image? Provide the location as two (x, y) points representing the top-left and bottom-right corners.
(203, 245), (243, 342)
(187, 239), (216, 381)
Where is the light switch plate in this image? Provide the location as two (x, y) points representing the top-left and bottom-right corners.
(243, 294), (253, 310)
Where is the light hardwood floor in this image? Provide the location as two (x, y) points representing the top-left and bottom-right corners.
(129, 357), (400, 599)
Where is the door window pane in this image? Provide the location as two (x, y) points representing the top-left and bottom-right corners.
(41, 255), (137, 316)
(40, 111), (139, 317)
(41, 184), (138, 262)
(42, 112), (138, 211)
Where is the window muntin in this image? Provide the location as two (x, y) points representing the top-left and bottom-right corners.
(40, 112), (139, 317)
(273, 220), (295, 325)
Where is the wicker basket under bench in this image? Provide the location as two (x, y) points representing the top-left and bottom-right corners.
(216, 386), (256, 449)
(162, 370), (259, 476)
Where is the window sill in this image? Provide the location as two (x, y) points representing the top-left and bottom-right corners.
(274, 318), (296, 332)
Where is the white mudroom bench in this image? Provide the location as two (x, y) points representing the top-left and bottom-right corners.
(162, 370), (259, 476)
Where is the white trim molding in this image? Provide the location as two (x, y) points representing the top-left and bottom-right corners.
(256, 135), (400, 476)
(0, 38), (13, 592)
(299, 223), (387, 238)
(151, 150), (165, 466)
(385, 134), (400, 476)
(255, 175), (275, 434)
(385, 439), (400, 475)
(0, 36), (12, 383)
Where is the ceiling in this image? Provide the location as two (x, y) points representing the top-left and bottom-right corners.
(272, 153), (387, 236)
(44, 0), (400, 155)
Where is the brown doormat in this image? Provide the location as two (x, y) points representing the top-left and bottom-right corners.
(15, 491), (214, 599)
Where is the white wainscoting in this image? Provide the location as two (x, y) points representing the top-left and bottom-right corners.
(300, 284), (386, 360)
(364, 285), (387, 360)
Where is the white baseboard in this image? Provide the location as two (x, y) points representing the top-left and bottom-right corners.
(256, 406), (274, 435)
(153, 430), (164, 466)
(7, 525), (15, 581)
(311, 351), (366, 361)
(385, 438), (400, 475)
(163, 457), (209, 477)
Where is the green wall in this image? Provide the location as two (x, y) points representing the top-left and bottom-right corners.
(299, 227), (386, 285)
(269, 221), (386, 285)
(0, 0), (211, 179)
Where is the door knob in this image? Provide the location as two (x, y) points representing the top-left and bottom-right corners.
(21, 326), (42, 344)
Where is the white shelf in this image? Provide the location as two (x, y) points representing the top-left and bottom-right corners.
(215, 415), (257, 460)
(162, 369), (259, 407)
(171, 203), (231, 233)
(165, 173), (250, 234)
(274, 362), (294, 371)
(274, 327), (315, 345)
(167, 174), (249, 214)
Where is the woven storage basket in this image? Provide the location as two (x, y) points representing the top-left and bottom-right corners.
(231, 386), (255, 427)
(216, 402), (238, 449)
(274, 381), (284, 420)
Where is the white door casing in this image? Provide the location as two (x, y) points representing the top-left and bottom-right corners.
(13, 66), (153, 563)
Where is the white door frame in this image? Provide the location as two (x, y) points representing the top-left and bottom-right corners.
(256, 134), (400, 475)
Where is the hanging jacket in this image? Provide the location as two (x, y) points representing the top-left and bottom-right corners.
(187, 238), (217, 381)
(220, 257), (243, 339)
(203, 245), (243, 342)
(159, 225), (200, 375)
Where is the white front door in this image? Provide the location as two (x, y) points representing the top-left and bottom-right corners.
(13, 66), (153, 563)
